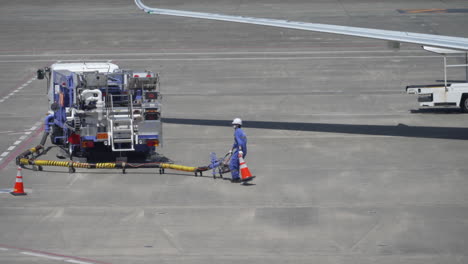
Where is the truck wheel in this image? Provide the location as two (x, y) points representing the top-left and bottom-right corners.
(461, 96), (468, 113)
(50, 125), (64, 144)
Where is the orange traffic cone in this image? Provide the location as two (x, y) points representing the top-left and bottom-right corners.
(238, 151), (255, 182)
(10, 167), (27, 196)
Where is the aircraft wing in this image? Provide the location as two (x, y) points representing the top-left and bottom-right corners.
(134, 0), (468, 52)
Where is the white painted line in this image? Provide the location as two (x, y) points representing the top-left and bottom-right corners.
(65, 259), (93, 264)
(0, 247), (8, 251)
(0, 49), (429, 57)
(0, 77), (36, 102)
(0, 118), (44, 168)
(118, 55), (445, 61)
(0, 189), (12, 194)
(0, 55), (446, 63)
(21, 251), (64, 260)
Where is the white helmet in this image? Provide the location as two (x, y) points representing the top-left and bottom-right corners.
(232, 118), (242, 126)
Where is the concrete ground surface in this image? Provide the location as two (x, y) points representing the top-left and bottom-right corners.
(1, 0), (468, 263)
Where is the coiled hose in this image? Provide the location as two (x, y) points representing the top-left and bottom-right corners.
(16, 131), (210, 174)
(18, 158), (208, 173)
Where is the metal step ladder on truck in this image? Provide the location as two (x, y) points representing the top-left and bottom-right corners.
(36, 62), (163, 161)
(406, 47), (468, 112)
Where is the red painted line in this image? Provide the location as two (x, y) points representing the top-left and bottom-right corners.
(0, 126), (44, 171)
(0, 243), (112, 264)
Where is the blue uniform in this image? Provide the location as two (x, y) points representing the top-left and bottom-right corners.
(230, 127), (247, 180)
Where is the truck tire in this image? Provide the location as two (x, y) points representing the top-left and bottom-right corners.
(461, 96), (468, 113)
(50, 125), (64, 145)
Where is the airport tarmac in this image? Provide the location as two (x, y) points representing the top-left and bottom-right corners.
(1, 0), (468, 263)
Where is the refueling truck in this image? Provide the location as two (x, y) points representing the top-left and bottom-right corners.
(37, 62), (162, 161)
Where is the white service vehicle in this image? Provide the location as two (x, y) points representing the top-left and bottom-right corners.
(406, 47), (468, 112)
(406, 83), (468, 112)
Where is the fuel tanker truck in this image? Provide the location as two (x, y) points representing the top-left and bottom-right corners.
(36, 62), (162, 162)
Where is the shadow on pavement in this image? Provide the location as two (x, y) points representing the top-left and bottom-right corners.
(410, 108), (463, 114)
(163, 117), (468, 140)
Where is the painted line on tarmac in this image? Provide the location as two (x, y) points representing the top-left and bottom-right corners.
(22, 251), (65, 260)
(0, 76), (35, 103)
(0, 121), (43, 163)
(22, 251), (94, 264)
(398, 8), (468, 14)
(0, 42), (394, 54)
(0, 54), (445, 63)
(0, 49), (427, 57)
(0, 244), (111, 264)
(66, 259), (94, 264)
(0, 121), (44, 170)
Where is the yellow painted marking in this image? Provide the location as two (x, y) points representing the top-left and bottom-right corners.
(402, 9), (447, 13)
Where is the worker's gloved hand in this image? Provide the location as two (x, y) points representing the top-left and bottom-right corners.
(228, 150), (233, 155)
(238, 150), (243, 157)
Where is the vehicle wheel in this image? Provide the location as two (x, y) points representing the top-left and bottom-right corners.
(50, 125), (64, 144)
(461, 96), (468, 113)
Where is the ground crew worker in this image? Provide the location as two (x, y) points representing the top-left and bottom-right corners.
(229, 118), (247, 182)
